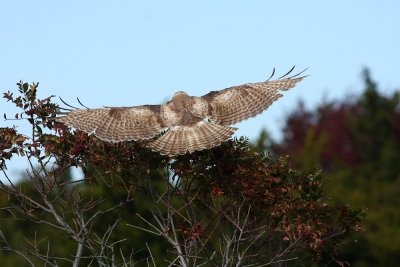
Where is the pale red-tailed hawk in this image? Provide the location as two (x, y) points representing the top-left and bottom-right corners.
(57, 68), (306, 156)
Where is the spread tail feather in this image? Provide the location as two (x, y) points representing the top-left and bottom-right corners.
(147, 122), (237, 156)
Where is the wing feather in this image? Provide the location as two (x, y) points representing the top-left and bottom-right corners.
(202, 73), (306, 125)
(57, 105), (165, 142)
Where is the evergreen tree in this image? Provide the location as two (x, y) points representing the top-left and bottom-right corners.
(272, 69), (400, 266)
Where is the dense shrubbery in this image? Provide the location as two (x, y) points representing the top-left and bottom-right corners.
(0, 81), (363, 266)
(269, 69), (400, 266)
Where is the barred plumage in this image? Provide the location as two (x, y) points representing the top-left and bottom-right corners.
(57, 68), (306, 156)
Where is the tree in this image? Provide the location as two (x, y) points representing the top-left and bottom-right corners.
(271, 69), (400, 266)
(0, 81), (363, 266)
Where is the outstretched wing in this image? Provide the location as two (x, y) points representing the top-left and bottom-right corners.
(57, 105), (165, 142)
(202, 69), (306, 125)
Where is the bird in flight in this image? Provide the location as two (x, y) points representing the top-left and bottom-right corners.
(57, 67), (307, 156)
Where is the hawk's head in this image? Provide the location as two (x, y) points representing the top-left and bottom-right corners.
(172, 91), (190, 109)
(172, 91), (188, 98)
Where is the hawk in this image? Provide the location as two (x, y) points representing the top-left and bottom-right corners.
(57, 68), (306, 156)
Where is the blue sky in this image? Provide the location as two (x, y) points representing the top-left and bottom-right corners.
(1, 1), (400, 179)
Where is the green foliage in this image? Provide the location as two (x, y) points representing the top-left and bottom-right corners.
(273, 69), (400, 266)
